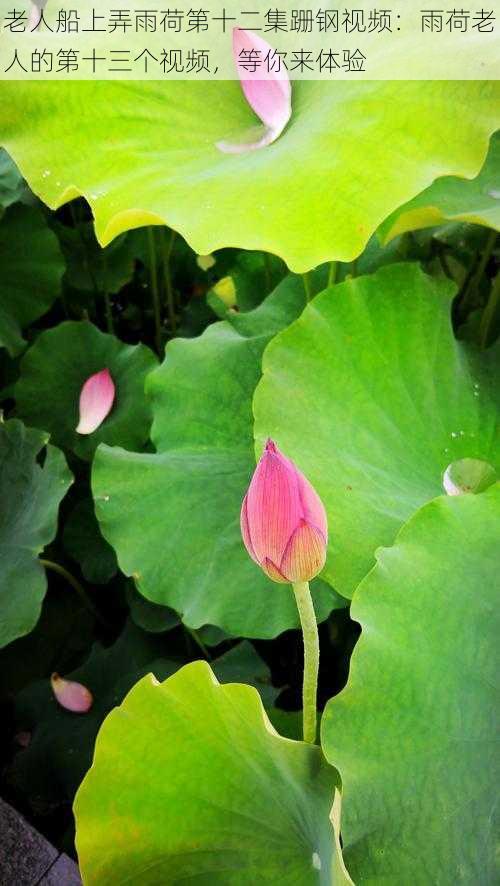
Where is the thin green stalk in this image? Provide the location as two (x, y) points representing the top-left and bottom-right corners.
(327, 261), (338, 287)
(60, 290), (70, 319)
(162, 228), (177, 335)
(40, 559), (108, 627)
(459, 230), (498, 320)
(147, 227), (163, 355)
(186, 627), (211, 661)
(302, 272), (313, 302)
(292, 581), (320, 743)
(103, 291), (114, 334)
(101, 254), (114, 334)
(69, 202), (100, 306)
(438, 250), (453, 280)
(474, 230), (497, 286)
(479, 273), (500, 349)
(263, 252), (272, 291)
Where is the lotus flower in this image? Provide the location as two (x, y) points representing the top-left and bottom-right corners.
(217, 28), (292, 154)
(76, 368), (115, 435)
(241, 439), (327, 583)
(51, 673), (93, 713)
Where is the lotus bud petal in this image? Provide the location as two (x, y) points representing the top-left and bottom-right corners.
(213, 276), (237, 308)
(216, 28), (291, 154)
(76, 368), (115, 435)
(241, 439), (327, 583)
(51, 673), (93, 713)
(196, 253), (216, 271)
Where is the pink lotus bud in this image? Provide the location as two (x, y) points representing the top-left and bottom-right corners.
(241, 439), (327, 583)
(217, 28), (292, 154)
(51, 673), (93, 713)
(76, 368), (115, 435)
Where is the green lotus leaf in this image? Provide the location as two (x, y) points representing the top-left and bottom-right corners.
(0, 203), (65, 356)
(254, 263), (499, 598)
(9, 617), (277, 811)
(63, 498), (118, 585)
(14, 320), (158, 460)
(210, 639), (281, 709)
(380, 130), (500, 242)
(0, 147), (24, 210)
(321, 484), (500, 884)
(57, 220), (141, 295)
(0, 419), (73, 649)
(126, 583), (180, 634)
(1, 82), (498, 271)
(92, 277), (345, 638)
(74, 660), (350, 884)
(8, 620), (178, 808)
(208, 251), (286, 318)
(0, 577), (95, 697)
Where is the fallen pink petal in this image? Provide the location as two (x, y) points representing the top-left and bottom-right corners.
(216, 28), (292, 154)
(241, 439), (327, 583)
(76, 368), (115, 435)
(51, 673), (93, 713)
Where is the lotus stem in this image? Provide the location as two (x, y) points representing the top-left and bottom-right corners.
(147, 227), (163, 355)
(302, 272), (313, 301)
(328, 261), (338, 287)
(162, 228), (177, 334)
(40, 559), (108, 627)
(292, 580), (319, 743)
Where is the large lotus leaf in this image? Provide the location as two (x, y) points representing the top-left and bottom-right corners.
(0, 577), (95, 697)
(126, 583), (181, 634)
(0, 147), (24, 210)
(14, 320), (158, 460)
(63, 498), (118, 585)
(380, 130), (500, 243)
(57, 220), (140, 295)
(92, 277), (344, 639)
(0, 203), (65, 356)
(74, 660), (350, 884)
(0, 419), (73, 649)
(9, 618), (277, 810)
(1, 81), (498, 271)
(254, 263), (499, 598)
(7, 620), (176, 808)
(321, 484), (500, 884)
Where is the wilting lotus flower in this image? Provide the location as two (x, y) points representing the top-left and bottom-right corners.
(217, 28), (292, 154)
(241, 439), (327, 583)
(76, 368), (115, 435)
(51, 673), (93, 713)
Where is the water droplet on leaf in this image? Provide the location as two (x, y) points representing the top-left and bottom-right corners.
(442, 458), (497, 496)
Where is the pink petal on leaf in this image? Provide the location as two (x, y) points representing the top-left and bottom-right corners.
(51, 673), (93, 713)
(216, 28), (291, 154)
(76, 368), (115, 435)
